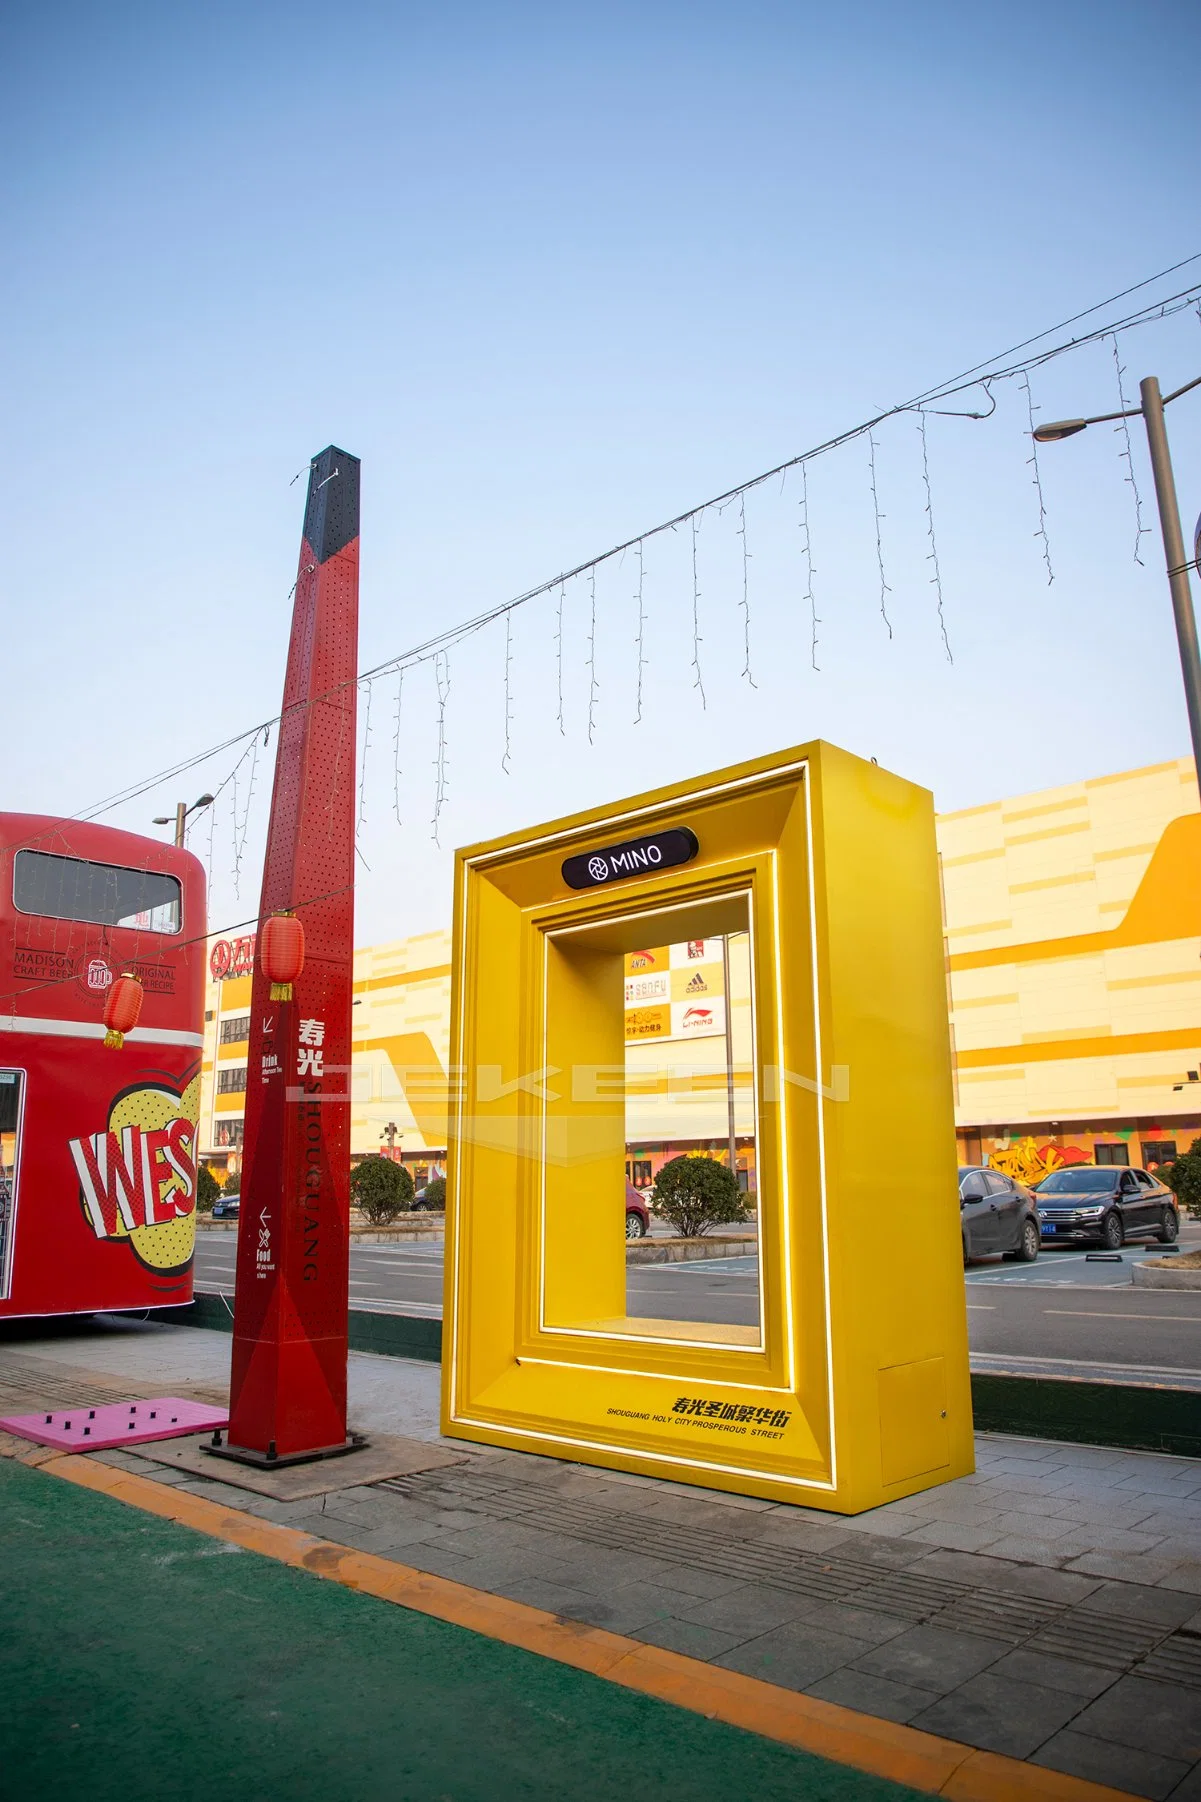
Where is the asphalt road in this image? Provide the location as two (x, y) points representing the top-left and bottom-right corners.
(193, 1222), (1201, 1374)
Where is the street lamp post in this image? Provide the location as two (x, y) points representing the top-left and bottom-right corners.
(153, 793), (215, 847)
(1033, 373), (1201, 782)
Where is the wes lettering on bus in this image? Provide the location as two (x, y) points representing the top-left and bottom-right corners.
(0, 814), (206, 1318)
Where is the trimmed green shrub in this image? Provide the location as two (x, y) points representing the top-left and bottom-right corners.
(350, 1155), (414, 1224)
(652, 1154), (745, 1238)
(1165, 1137), (1201, 1221)
(196, 1164), (220, 1213)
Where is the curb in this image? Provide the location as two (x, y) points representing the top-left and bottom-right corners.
(163, 1292), (443, 1363)
(1133, 1263), (1201, 1290)
(166, 1296), (1201, 1456)
(34, 1452), (1133, 1802)
(626, 1235), (758, 1264)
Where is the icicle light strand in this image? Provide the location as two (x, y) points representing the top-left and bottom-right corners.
(633, 540), (647, 724)
(1020, 373), (1055, 585)
(392, 667), (404, 826)
(737, 494), (757, 685)
(918, 415), (953, 662)
(800, 464), (819, 673)
(431, 653), (450, 846)
(868, 430), (893, 640)
(502, 609), (514, 773)
(1111, 335), (1152, 566)
(690, 514), (706, 709)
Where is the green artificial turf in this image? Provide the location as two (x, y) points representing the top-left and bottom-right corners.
(0, 1457), (925, 1802)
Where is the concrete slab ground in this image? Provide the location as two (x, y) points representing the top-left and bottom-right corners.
(3, 1316), (1200, 1799)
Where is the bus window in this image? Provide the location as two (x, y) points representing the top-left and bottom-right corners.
(13, 850), (181, 933)
(0, 1070), (24, 1301)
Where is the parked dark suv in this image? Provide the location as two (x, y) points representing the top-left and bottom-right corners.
(1035, 1165), (1179, 1249)
(959, 1166), (1040, 1263)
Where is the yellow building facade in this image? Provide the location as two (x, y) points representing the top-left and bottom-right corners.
(199, 757), (1201, 1188)
(941, 758), (1201, 1180)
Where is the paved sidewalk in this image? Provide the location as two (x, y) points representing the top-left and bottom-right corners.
(4, 1317), (1201, 1798)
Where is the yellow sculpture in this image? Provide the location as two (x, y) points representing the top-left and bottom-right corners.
(441, 742), (973, 1513)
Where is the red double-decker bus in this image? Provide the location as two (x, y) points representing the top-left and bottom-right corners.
(0, 814), (206, 1319)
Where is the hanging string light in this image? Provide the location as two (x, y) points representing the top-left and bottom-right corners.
(737, 495), (757, 685)
(868, 430), (893, 640)
(10, 261), (1197, 883)
(555, 580), (566, 738)
(392, 666), (405, 826)
(918, 414), (953, 662)
(799, 463), (819, 673)
(1110, 335), (1152, 566)
(502, 609), (514, 773)
(356, 677), (373, 847)
(633, 540), (647, 724)
(431, 652), (451, 846)
(1020, 373), (1055, 586)
(690, 514), (706, 709)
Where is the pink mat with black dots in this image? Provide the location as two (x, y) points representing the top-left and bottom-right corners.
(0, 1398), (228, 1451)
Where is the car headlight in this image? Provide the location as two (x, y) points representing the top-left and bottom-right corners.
(1079, 1206), (1105, 1216)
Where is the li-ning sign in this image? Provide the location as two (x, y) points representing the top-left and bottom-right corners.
(443, 741), (973, 1515)
(209, 935), (256, 981)
(562, 827), (698, 891)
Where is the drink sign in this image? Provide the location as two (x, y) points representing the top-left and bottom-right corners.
(562, 827), (699, 891)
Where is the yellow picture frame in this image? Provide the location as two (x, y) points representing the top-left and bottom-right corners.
(442, 741), (973, 1512)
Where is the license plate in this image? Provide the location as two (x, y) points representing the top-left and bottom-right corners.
(1041, 1223), (1056, 1234)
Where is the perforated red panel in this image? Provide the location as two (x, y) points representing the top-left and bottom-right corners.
(226, 446), (359, 1457)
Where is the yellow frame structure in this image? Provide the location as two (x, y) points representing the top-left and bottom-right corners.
(442, 741), (973, 1512)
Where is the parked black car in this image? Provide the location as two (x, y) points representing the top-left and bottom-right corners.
(1035, 1165), (1179, 1249)
(959, 1166), (1040, 1263)
(211, 1191), (240, 1220)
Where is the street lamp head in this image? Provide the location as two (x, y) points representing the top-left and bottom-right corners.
(194, 793), (215, 810)
(152, 816), (171, 826)
(1032, 419), (1089, 444)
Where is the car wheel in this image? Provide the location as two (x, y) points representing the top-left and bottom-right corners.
(1102, 1211), (1124, 1251)
(1158, 1206), (1180, 1244)
(1014, 1217), (1039, 1262)
(625, 1211), (646, 1240)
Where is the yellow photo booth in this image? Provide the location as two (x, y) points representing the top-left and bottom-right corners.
(441, 741), (973, 1512)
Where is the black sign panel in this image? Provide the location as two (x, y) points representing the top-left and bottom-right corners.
(562, 827), (699, 891)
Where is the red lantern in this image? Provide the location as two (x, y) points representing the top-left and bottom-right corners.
(102, 972), (144, 1050)
(260, 911), (305, 1001)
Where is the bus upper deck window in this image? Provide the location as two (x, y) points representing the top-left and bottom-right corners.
(13, 850), (182, 934)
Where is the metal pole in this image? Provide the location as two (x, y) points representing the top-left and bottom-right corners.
(1140, 377), (1201, 786)
(721, 934), (739, 1187)
(174, 802), (187, 848)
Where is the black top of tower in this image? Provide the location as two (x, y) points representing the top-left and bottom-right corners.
(303, 446), (361, 564)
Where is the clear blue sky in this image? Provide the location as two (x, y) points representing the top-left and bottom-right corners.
(4, 1), (1200, 942)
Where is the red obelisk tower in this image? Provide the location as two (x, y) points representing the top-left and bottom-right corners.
(223, 446), (359, 1462)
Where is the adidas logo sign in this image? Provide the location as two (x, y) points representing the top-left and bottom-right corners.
(685, 972), (708, 993)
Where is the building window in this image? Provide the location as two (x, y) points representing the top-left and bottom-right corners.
(1142, 1140), (1178, 1169)
(219, 1014), (251, 1045)
(213, 1120), (244, 1148)
(1094, 1142), (1129, 1166)
(216, 1066), (247, 1095)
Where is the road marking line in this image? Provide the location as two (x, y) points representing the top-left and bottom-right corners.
(1043, 1310), (1200, 1322)
(32, 1454), (1130, 1802)
(965, 1306), (995, 1310)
